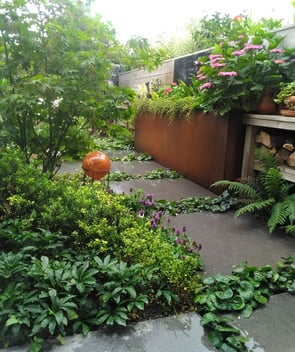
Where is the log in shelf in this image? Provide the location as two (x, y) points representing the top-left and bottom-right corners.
(241, 114), (295, 183)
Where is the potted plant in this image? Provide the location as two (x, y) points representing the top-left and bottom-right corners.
(274, 81), (295, 116)
(191, 16), (295, 116)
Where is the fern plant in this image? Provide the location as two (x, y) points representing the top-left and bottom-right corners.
(211, 154), (295, 235)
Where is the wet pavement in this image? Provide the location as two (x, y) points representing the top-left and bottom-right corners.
(3, 154), (295, 352)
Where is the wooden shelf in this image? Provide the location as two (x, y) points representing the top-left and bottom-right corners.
(243, 114), (295, 131)
(242, 114), (295, 183)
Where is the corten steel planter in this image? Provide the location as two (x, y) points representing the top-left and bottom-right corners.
(134, 110), (245, 191)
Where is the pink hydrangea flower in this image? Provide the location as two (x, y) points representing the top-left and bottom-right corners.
(269, 48), (285, 53)
(232, 49), (246, 56)
(218, 71), (238, 77)
(199, 82), (213, 90)
(244, 43), (263, 50)
(197, 74), (208, 80)
(211, 63), (227, 68)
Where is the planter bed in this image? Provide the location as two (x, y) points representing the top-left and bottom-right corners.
(134, 110), (245, 190)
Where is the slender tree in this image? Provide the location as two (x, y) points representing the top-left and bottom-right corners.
(0, 0), (120, 176)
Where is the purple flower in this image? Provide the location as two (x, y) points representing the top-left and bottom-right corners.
(138, 209), (145, 217)
(176, 238), (183, 244)
(218, 71), (238, 77)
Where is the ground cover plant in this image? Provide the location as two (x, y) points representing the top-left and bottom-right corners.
(0, 146), (203, 350)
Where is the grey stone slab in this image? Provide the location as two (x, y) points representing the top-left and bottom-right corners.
(168, 212), (295, 276)
(0, 313), (217, 352)
(58, 162), (82, 175)
(230, 293), (295, 352)
(110, 160), (168, 175)
(57, 158), (166, 176)
(109, 178), (215, 200)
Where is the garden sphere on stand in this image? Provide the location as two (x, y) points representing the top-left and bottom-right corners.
(82, 151), (111, 185)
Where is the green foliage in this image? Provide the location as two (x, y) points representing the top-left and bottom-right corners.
(108, 168), (181, 181)
(274, 81), (295, 107)
(135, 96), (194, 121)
(0, 145), (206, 348)
(191, 20), (295, 116)
(120, 36), (168, 72)
(95, 136), (135, 151)
(190, 12), (282, 53)
(0, 0), (136, 177)
(211, 160), (295, 234)
(195, 256), (295, 352)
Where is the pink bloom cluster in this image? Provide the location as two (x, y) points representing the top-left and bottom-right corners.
(269, 48), (285, 54)
(164, 87), (172, 94)
(200, 82), (213, 90)
(244, 43), (263, 50)
(209, 54), (226, 68)
(197, 73), (208, 80)
(218, 71), (238, 77)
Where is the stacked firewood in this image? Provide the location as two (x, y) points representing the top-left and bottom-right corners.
(256, 130), (295, 168)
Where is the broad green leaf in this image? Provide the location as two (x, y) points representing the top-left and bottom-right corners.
(241, 304), (253, 318)
(229, 296), (245, 311)
(82, 323), (90, 336)
(216, 324), (240, 333)
(220, 342), (238, 352)
(5, 315), (21, 327)
(200, 312), (216, 326)
(114, 316), (127, 326)
(203, 276), (215, 285)
(125, 286), (136, 298)
(215, 288), (234, 300)
(238, 281), (254, 300)
(135, 301), (145, 310)
(254, 291), (268, 304)
(96, 313), (109, 326)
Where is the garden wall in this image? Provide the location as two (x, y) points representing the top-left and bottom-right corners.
(134, 111), (245, 190)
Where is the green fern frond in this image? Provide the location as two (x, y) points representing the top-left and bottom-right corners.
(235, 198), (275, 218)
(211, 180), (259, 199)
(258, 168), (288, 201)
(285, 194), (295, 225)
(285, 225), (295, 236)
(255, 148), (278, 169)
(267, 194), (295, 233)
(268, 202), (289, 234)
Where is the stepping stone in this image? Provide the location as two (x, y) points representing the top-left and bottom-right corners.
(109, 178), (215, 200)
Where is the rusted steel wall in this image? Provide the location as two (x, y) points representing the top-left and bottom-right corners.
(134, 111), (245, 190)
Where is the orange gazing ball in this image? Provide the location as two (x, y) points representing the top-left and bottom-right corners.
(82, 151), (111, 180)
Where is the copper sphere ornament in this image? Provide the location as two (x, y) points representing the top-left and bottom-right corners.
(82, 151), (111, 180)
